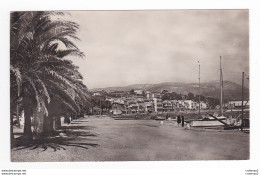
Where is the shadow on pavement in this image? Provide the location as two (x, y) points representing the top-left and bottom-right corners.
(13, 124), (99, 152)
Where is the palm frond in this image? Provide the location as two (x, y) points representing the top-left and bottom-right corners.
(35, 78), (51, 103)
(10, 65), (22, 87)
(10, 11), (90, 119)
(56, 49), (85, 58)
(44, 68), (77, 90)
(45, 79), (78, 106)
(54, 95), (78, 114)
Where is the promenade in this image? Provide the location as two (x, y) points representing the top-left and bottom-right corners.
(11, 116), (249, 161)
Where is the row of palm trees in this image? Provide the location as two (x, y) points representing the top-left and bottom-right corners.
(10, 11), (90, 146)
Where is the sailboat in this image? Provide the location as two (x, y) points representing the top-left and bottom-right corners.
(190, 56), (230, 128)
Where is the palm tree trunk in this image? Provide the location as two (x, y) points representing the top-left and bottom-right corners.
(32, 110), (45, 135)
(16, 104), (20, 128)
(16, 85), (21, 128)
(43, 116), (54, 134)
(10, 114), (16, 148)
(23, 105), (32, 139)
(55, 117), (61, 130)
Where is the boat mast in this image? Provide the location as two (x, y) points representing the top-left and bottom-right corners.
(198, 61), (201, 116)
(220, 56), (223, 116)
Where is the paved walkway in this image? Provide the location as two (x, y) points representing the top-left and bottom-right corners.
(11, 116), (249, 161)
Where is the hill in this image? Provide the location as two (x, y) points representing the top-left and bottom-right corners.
(91, 81), (249, 101)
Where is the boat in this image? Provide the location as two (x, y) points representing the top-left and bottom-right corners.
(154, 115), (166, 121)
(190, 58), (249, 131)
(190, 57), (230, 128)
(190, 116), (227, 127)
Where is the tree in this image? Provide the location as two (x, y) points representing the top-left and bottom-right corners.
(10, 11), (90, 139)
(10, 65), (22, 146)
(162, 93), (172, 101)
(162, 90), (168, 94)
(187, 92), (195, 100)
(172, 92), (183, 100)
(206, 97), (219, 109)
(130, 89), (135, 95)
(90, 95), (112, 115)
(194, 95), (206, 102)
(142, 91), (146, 97)
(161, 91), (184, 101)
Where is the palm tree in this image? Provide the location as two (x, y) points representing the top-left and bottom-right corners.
(10, 65), (22, 146)
(10, 11), (90, 139)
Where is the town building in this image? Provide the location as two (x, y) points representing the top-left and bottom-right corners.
(93, 92), (101, 96)
(153, 98), (163, 113)
(111, 100), (125, 114)
(183, 100), (197, 110)
(103, 89), (211, 114)
(162, 100), (174, 112)
(134, 90), (144, 95)
(228, 100), (250, 111)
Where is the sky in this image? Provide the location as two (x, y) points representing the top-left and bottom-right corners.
(64, 10), (249, 89)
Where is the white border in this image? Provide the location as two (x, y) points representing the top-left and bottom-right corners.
(1, 0), (259, 175)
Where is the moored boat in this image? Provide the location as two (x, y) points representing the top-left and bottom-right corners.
(190, 57), (229, 128)
(190, 116), (226, 127)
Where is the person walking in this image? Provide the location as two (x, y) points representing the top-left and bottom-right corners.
(181, 115), (185, 127)
(177, 115), (181, 127)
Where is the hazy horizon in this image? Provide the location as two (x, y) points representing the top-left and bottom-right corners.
(63, 10), (249, 89)
(89, 79), (248, 90)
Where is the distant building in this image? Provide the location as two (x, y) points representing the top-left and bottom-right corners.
(162, 100), (174, 112)
(105, 97), (114, 102)
(153, 93), (162, 99)
(146, 92), (153, 99)
(228, 100), (250, 111)
(145, 91), (151, 94)
(104, 90), (213, 114)
(108, 91), (125, 97)
(91, 106), (102, 115)
(184, 100), (197, 110)
(153, 98), (163, 113)
(111, 99), (125, 115)
(127, 100), (139, 113)
(134, 90), (144, 95)
(93, 92), (101, 96)
(199, 102), (208, 110)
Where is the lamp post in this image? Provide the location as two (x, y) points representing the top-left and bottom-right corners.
(220, 56), (223, 116)
(241, 72), (244, 131)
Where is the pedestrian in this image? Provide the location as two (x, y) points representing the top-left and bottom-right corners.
(177, 115), (181, 127)
(181, 115), (185, 127)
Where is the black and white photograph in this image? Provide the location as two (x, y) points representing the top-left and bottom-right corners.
(9, 10), (250, 162)
(1, 0), (260, 174)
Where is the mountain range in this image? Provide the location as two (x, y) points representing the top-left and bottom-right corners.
(91, 81), (249, 101)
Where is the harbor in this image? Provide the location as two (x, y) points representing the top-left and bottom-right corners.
(9, 10), (250, 163)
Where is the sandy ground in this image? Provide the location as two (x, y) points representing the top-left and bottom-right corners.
(11, 116), (249, 161)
